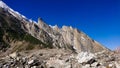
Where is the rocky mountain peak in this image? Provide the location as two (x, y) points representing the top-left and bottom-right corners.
(50, 25), (59, 31)
(38, 17), (45, 28)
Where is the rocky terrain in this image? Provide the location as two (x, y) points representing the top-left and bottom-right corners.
(0, 49), (120, 68)
(0, 1), (120, 68)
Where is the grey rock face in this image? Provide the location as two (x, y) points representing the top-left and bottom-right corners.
(36, 18), (109, 53)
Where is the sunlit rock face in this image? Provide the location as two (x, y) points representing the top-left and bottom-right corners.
(37, 17), (109, 53)
(60, 26), (109, 53)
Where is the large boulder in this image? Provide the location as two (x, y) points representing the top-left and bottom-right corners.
(76, 52), (96, 64)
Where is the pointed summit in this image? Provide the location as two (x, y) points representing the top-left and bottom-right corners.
(38, 17), (45, 24)
(38, 17), (49, 28)
(38, 17), (46, 28)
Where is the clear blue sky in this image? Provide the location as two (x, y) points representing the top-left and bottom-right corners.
(3, 0), (120, 50)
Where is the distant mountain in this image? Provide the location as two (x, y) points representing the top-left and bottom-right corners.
(0, 1), (109, 54)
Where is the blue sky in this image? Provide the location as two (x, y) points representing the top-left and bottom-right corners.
(3, 0), (120, 50)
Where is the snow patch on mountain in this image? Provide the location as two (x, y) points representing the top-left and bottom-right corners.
(0, 1), (37, 23)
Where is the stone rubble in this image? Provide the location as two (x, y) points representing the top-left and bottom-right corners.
(0, 49), (120, 68)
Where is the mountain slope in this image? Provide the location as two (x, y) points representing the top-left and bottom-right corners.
(0, 0), (109, 54)
(0, 1), (53, 53)
(0, 8), (47, 53)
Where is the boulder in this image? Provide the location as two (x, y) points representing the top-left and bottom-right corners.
(76, 52), (96, 64)
(28, 60), (34, 65)
(9, 52), (18, 58)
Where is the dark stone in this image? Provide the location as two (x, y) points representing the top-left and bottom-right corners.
(40, 66), (44, 68)
(86, 58), (96, 64)
(39, 53), (43, 56)
(96, 63), (101, 67)
(50, 67), (55, 68)
(65, 59), (69, 62)
(30, 59), (41, 67)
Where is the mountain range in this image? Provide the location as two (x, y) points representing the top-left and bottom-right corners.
(0, 1), (120, 68)
(0, 0), (108, 53)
